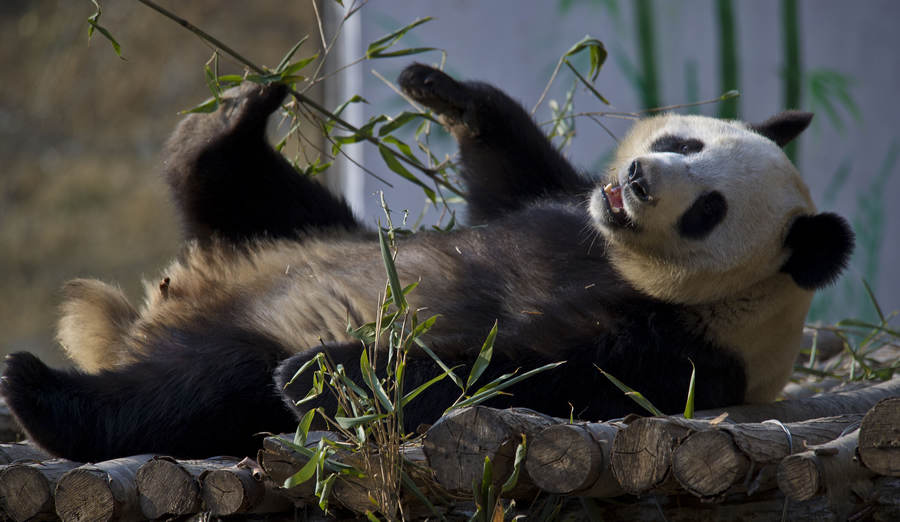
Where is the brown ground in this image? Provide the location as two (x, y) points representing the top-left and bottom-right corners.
(0, 1), (320, 366)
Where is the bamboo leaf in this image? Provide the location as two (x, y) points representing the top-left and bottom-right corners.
(378, 144), (436, 202)
(378, 111), (426, 136)
(283, 352), (326, 388)
(360, 349), (394, 412)
(87, 0), (124, 59)
(500, 435), (527, 493)
(449, 361), (565, 411)
(275, 35), (310, 73)
(466, 320), (498, 390)
(365, 17), (433, 59)
(284, 451), (319, 488)
(563, 35), (607, 81)
(281, 54), (319, 77)
(414, 339), (465, 390)
(598, 368), (664, 416)
(400, 368), (456, 408)
(378, 227), (407, 311)
(683, 359), (696, 419)
(335, 413), (389, 429)
(293, 409), (316, 446)
(368, 47), (438, 59)
(181, 96), (219, 114)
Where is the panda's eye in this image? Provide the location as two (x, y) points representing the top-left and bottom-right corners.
(651, 135), (704, 155)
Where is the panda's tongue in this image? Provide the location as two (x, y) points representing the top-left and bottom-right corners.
(605, 184), (624, 211)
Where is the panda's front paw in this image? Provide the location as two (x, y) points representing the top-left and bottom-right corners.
(398, 64), (470, 119)
(218, 82), (289, 133)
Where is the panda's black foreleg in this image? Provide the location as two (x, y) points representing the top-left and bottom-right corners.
(164, 83), (360, 244)
(0, 327), (297, 462)
(398, 64), (590, 222)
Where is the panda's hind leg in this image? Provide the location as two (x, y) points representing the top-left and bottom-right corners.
(398, 64), (590, 222)
(1, 325), (297, 461)
(165, 83), (360, 244)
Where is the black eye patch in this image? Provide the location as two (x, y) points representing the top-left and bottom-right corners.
(651, 135), (704, 155)
(678, 191), (727, 240)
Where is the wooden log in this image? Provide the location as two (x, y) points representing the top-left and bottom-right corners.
(777, 428), (876, 504)
(0, 458), (81, 521)
(579, 490), (876, 521)
(0, 441), (51, 464)
(695, 376), (900, 423)
(423, 406), (557, 496)
(135, 456), (239, 519)
(259, 433), (437, 516)
(199, 458), (292, 516)
(525, 422), (624, 497)
(858, 397), (900, 476)
(672, 414), (863, 498)
(609, 417), (710, 495)
(257, 433), (334, 503)
(54, 454), (154, 522)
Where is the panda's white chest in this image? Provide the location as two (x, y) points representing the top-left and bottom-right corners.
(700, 278), (813, 403)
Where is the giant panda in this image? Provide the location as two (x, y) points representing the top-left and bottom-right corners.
(1, 64), (854, 462)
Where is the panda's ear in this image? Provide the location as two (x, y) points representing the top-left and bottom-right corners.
(748, 111), (814, 148)
(781, 212), (854, 290)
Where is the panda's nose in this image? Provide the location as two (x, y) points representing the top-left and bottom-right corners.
(628, 160), (653, 202)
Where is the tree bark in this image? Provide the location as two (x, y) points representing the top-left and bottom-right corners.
(525, 422), (624, 497)
(695, 376), (900, 423)
(54, 454), (153, 522)
(423, 406), (557, 496)
(0, 441), (51, 464)
(0, 458), (81, 521)
(672, 414), (863, 498)
(135, 456), (239, 519)
(858, 397), (900, 477)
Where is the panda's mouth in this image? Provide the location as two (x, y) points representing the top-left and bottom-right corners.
(599, 182), (633, 228)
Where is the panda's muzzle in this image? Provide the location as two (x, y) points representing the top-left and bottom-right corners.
(627, 160), (653, 203)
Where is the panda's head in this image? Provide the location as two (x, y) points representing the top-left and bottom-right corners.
(589, 111), (854, 304)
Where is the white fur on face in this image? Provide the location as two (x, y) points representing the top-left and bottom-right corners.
(591, 114), (816, 304)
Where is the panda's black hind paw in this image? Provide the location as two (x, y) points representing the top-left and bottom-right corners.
(398, 64), (470, 119)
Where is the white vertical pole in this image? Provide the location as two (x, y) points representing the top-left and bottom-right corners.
(327, 1), (366, 217)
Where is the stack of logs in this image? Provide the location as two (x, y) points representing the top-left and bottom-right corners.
(0, 378), (898, 520)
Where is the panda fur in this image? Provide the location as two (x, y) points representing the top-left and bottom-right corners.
(1, 64), (854, 462)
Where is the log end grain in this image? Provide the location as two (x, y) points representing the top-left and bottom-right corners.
(777, 454), (822, 502)
(135, 457), (200, 519)
(610, 418), (691, 495)
(672, 429), (749, 498)
(859, 397), (900, 477)
(526, 424), (600, 494)
(424, 406), (552, 494)
(55, 468), (116, 522)
(0, 465), (52, 521)
(201, 467), (262, 515)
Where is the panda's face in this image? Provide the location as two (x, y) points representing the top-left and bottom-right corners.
(589, 114), (819, 304)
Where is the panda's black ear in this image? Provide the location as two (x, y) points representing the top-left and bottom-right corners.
(748, 111), (814, 148)
(781, 212), (854, 290)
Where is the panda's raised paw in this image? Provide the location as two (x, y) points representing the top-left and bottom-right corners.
(398, 64), (469, 118)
